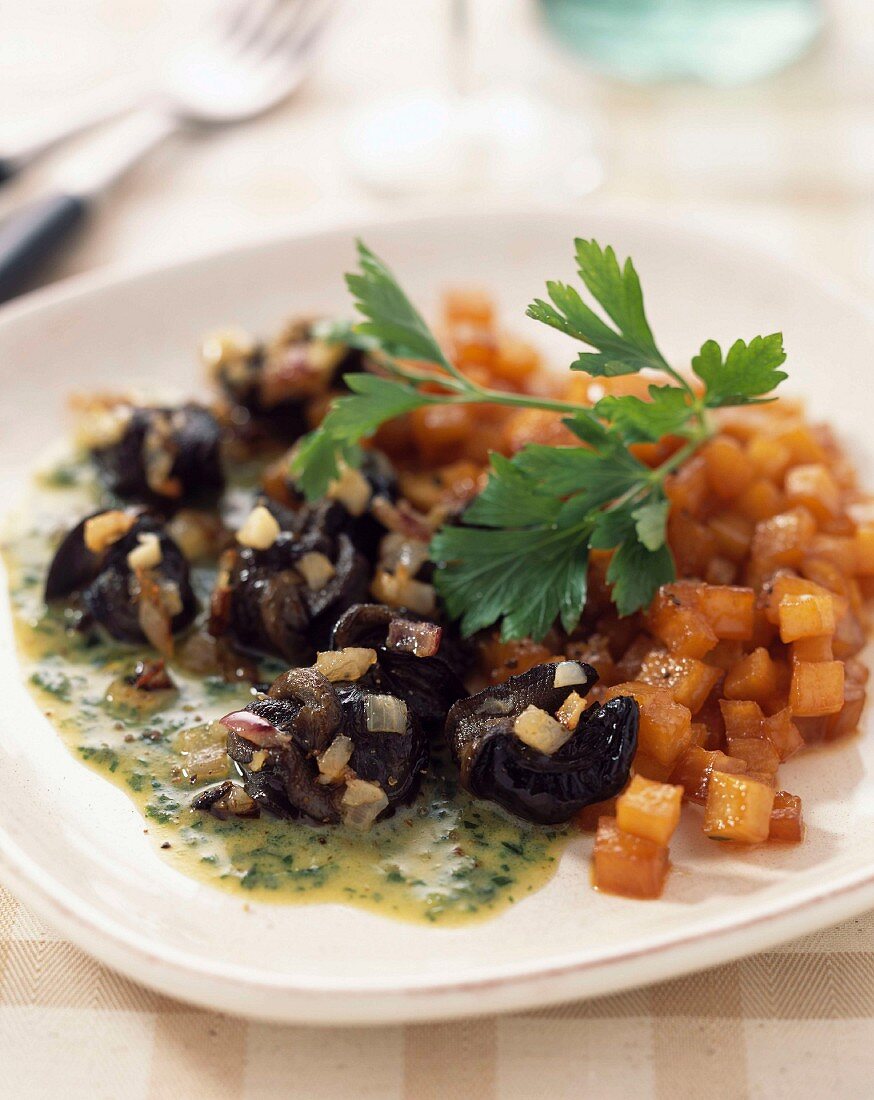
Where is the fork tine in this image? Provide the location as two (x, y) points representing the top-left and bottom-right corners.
(221, 0), (285, 54)
(254, 0), (336, 64)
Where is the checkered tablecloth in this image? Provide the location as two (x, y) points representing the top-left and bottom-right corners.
(4, 882), (874, 1098)
(3, 1), (874, 1096)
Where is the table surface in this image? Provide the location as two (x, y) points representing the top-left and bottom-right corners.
(3, 1), (874, 1096)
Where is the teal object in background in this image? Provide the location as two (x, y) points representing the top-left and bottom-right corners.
(540, 0), (824, 85)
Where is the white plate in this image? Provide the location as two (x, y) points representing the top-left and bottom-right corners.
(1, 209), (873, 1026)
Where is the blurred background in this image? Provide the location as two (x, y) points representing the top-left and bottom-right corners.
(0, 0), (872, 297)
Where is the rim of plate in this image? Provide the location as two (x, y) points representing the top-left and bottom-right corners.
(2, 205), (874, 1024)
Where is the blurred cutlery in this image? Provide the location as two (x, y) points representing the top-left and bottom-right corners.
(0, 0), (335, 303)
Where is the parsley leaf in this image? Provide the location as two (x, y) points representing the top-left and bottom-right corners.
(591, 504), (675, 616)
(291, 374), (434, 498)
(608, 535), (675, 618)
(345, 241), (451, 368)
(526, 242), (669, 376)
(462, 454), (563, 527)
(594, 385), (694, 442)
(632, 495), (671, 551)
(291, 234), (791, 639)
(432, 487), (590, 640)
(513, 439), (648, 509)
(693, 334), (787, 407)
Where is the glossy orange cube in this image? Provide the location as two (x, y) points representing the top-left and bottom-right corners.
(760, 707), (805, 761)
(769, 791), (804, 842)
(723, 647), (779, 702)
(637, 650), (721, 714)
(592, 817), (669, 900)
(778, 592), (836, 643)
(725, 736), (780, 777)
(696, 585), (756, 641)
(616, 775), (683, 847)
(823, 681), (866, 741)
(854, 525), (874, 576)
(789, 660), (845, 717)
(647, 585), (718, 659)
(709, 513), (754, 562)
(703, 772), (775, 844)
(791, 636), (834, 663)
(784, 463), (841, 523)
(751, 507), (817, 569)
(670, 747), (746, 804)
(703, 436), (754, 500)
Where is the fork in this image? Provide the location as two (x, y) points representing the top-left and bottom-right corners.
(0, 0), (335, 304)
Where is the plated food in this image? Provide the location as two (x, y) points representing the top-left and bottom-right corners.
(2, 232), (871, 928)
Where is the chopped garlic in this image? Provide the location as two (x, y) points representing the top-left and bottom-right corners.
(317, 735), (354, 784)
(327, 462), (372, 516)
(364, 694), (409, 734)
(236, 504), (281, 550)
(556, 691), (586, 732)
(297, 551), (335, 590)
(553, 661), (589, 689)
(127, 532), (163, 571)
(514, 705), (574, 755)
(249, 749), (268, 773)
(84, 510), (137, 553)
(75, 404), (130, 449)
(315, 648), (377, 682)
(371, 565), (436, 616)
(341, 778), (389, 829)
(200, 327), (257, 375)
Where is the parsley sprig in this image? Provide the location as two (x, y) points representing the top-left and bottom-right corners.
(291, 239), (788, 640)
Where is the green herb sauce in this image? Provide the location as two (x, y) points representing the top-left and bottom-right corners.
(1, 453), (568, 925)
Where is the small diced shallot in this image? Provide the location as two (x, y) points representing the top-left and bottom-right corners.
(327, 462), (372, 516)
(555, 691), (586, 731)
(514, 705), (573, 755)
(379, 533), (430, 575)
(341, 778), (389, 829)
(386, 618), (442, 657)
(371, 566), (436, 616)
(553, 660), (589, 688)
(236, 505), (280, 550)
(317, 735), (355, 784)
(316, 647), (377, 682)
(84, 510), (136, 553)
(297, 551), (335, 591)
(219, 708), (285, 748)
(126, 532), (162, 571)
(616, 775), (683, 847)
(364, 694), (409, 734)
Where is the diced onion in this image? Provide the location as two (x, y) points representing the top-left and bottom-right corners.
(513, 705), (574, 755)
(327, 462), (372, 516)
(127, 532), (163, 571)
(316, 647), (377, 682)
(297, 551), (336, 591)
(137, 586), (174, 655)
(555, 691), (586, 732)
(212, 785), (259, 819)
(371, 566), (436, 616)
(317, 735), (355, 784)
(74, 401), (131, 450)
(477, 696), (514, 716)
(386, 618), (442, 657)
(84, 510), (137, 553)
(378, 532), (430, 575)
(370, 496), (434, 540)
(219, 709), (285, 748)
(364, 694), (409, 734)
(553, 660), (589, 689)
(341, 778), (389, 829)
(200, 327), (257, 373)
(236, 505), (281, 550)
